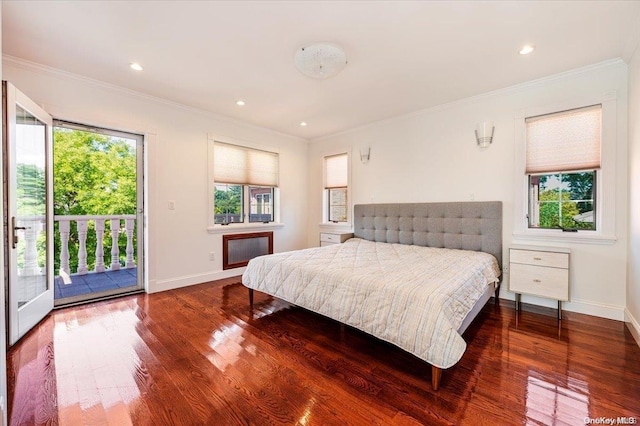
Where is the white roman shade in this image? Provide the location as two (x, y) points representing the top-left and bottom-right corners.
(324, 153), (348, 189)
(214, 142), (279, 187)
(526, 104), (602, 174)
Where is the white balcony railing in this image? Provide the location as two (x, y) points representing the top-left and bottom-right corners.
(55, 215), (137, 277)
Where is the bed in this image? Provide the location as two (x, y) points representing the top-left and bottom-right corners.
(242, 201), (502, 390)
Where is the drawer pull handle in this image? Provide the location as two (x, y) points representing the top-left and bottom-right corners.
(533, 279), (542, 283)
(533, 257), (542, 260)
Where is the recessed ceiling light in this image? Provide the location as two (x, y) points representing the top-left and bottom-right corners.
(300, 122), (308, 127)
(519, 45), (535, 55)
(130, 62), (143, 71)
(236, 100), (246, 106)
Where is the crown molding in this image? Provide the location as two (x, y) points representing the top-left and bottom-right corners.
(312, 58), (627, 143)
(622, 11), (640, 63)
(2, 54), (307, 144)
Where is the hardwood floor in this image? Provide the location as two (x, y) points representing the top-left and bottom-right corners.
(8, 277), (640, 425)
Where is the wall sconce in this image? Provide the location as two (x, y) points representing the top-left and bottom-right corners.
(359, 146), (371, 163)
(475, 122), (495, 148)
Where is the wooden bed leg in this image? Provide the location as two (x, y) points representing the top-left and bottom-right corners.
(248, 288), (254, 311)
(494, 284), (501, 305)
(431, 366), (442, 391)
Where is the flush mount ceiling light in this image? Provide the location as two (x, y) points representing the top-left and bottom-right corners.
(519, 45), (535, 55)
(300, 121), (308, 127)
(129, 62), (143, 71)
(236, 100), (246, 106)
(294, 43), (348, 79)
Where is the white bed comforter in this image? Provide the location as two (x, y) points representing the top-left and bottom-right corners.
(242, 238), (500, 369)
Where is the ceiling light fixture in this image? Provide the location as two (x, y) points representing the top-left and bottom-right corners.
(236, 100), (246, 106)
(130, 62), (143, 71)
(300, 122), (308, 127)
(519, 45), (535, 55)
(294, 43), (348, 79)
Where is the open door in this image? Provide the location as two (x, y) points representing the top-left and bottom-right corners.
(3, 81), (54, 345)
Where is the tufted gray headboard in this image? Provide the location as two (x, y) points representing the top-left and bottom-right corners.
(354, 201), (503, 267)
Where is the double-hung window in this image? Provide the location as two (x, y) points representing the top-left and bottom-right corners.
(324, 153), (348, 223)
(526, 105), (601, 231)
(212, 141), (278, 225)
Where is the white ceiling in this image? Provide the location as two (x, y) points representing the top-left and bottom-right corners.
(3, 1), (640, 140)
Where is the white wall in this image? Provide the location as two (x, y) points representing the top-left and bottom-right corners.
(308, 60), (629, 320)
(0, 4), (8, 424)
(628, 46), (640, 340)
(3, 57), (309, 294)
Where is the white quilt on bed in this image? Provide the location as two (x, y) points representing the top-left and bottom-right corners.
(242, 238), (501, 369)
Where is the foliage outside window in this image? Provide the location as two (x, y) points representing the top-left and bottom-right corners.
(214, 184), (243, 224)
(53, 124), (139, 272)
(324, 153), (348, 223)
(528, 172), (595, 230)
(525, 105), (601, 232)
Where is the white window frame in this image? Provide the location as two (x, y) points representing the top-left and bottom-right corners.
(207, 134), (283, 234)
(321, 150), (352, 229)
(513, 93), (617, 244)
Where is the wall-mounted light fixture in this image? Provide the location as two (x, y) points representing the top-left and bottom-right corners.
(475, 122), (495, 148)
(359, 146), (371, 163)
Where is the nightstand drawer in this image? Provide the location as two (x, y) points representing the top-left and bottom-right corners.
(510, 249), (569, 269)
(509, 263), (569, 301)
(320, 232), (352, 243)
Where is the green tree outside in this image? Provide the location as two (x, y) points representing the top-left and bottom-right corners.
(53, 128), (137, 273)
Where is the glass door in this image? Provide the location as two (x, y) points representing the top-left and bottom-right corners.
(3, 81), (54, 345)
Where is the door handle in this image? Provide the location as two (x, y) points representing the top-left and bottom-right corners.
(11, 216), (30, 249)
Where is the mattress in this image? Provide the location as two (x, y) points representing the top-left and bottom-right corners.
(242, 237), (501, 369)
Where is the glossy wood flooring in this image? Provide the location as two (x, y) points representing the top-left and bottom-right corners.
(8, 277), (640, 425)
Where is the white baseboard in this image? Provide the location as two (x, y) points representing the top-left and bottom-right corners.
(625, 309), (640, 348)
(149, 268), (245, 294)
(498, 289), (625, 321)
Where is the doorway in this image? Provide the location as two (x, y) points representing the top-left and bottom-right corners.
(52, 120), (144, 306)
(3, 81), (146, 346)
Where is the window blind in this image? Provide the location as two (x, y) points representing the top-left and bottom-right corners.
(214, 142), (279, 187)
(525, 105), (601, 174)
(324, 153), (348, 189)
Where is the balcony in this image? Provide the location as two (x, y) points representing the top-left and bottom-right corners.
(54, 214), (138, 300)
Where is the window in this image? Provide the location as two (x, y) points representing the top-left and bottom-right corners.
(212, 141), (278, 225)
(214, 184), (243, 224)
(324, 153), (348, 223)
(525, 105), (601, 232)
(249, 186), (274, 223)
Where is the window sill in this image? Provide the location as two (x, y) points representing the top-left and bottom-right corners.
(512, 231), (617, 245)
(207, 223), (285, 234)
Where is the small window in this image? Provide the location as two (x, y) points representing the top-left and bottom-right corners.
(214, 184), (243, 224)
(525, 105), (601, 231)
(249, 186), (274, 223)
(324, 153), (348, 223)
(328, 188), (347, 222)
(528, 171), (595, 230)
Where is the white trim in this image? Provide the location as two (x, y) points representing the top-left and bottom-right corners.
(311, 59), (626, 143)
(150, 270), (244, 293)
(500, 292), (624, 320)
(3, 55), (306, 143)
(625, 309), (640, 348)
(512, 232), (617, 245)
(513, 93), (618, 243)
(207, 222), (284, 234)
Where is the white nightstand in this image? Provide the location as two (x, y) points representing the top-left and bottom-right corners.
(319, 231), (353, 247)
(509, 245), (570, 319)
